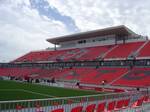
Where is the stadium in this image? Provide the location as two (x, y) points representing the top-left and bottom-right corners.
(0, 25), (150, 112)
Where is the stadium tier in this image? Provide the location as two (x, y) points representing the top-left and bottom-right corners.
(2, 25), (150, 88)
(13, 41), (150, 62)
(1, 67), (150, 87)
(13, 45), (114, 62)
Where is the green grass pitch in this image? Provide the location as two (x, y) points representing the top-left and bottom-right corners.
(0, 80), (104, 101)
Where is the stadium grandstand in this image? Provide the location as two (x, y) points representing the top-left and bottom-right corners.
(0, 25), (150, 112)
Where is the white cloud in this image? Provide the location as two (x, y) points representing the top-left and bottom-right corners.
(48, 0), (150, 36)
(0, 0), (69, 62)
(1, 0), (150, 62)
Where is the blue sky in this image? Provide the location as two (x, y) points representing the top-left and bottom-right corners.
(30, 0), (79, 32)
(0, 0), (150, 62)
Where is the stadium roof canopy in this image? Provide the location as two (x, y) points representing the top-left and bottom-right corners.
(47, 25), (138, 44)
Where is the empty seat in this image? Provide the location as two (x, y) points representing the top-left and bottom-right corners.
(96, 102), (106, 112)
(71, 106), (83, 112)
(132, 97), (144, 108)
(115, 99), (125, 110)
(107, 101), (116, 111)
(16, 105), (23, 110)
(143, 96), (150, 103)
(51, 108), (64, 112)
(85, 104), (96, 112)
(124, 99), (130, 108)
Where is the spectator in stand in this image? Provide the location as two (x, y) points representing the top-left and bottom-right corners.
(102, 80), (107, 85)
(51, 77), (55, 83)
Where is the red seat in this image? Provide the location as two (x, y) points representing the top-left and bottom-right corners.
(51, 109), (64, 112)
(86, 104), (96, 112)
(16, 105), (23, 110)
(96, 102), (106, 112)
(124, 99), (130, 107)
(142, 96), (150, 103)
(115, 99), (125, 110)
(107, 101), (116, 111)
(71, 106), (83, 112)
(132, 97), (144, 107)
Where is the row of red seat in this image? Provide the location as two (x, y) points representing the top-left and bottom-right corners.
(1, 67), (150, 87)
(105, 41), (144, 59)
(0, 67), (128, 85)
(112, 67), (150, 87)
(14, 41), (150, 62)
(51, 95), (150, 112)
(13, 45), (112, 62)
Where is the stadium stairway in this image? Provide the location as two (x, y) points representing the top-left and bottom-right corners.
(82, 67), (128, 85)
(104, 41), (145, 60)
(137, 41), (150, 59)
(78, 45), (113, 60)
(109, 69), (130, 85)
(58, 67), (129, 85)
(130, 41), (149, 58)
(112, 67), (150, 87)
(100, 45), (118, 59)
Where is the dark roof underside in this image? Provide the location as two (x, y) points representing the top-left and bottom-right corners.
(47, 25), (137, 44)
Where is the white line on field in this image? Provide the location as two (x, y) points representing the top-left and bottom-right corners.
(0, 89), (56, 98)
(20, 89), (56, 98)
(20, 89), (80, 103)
(0, 89), (21, 91)
(0, 89), (80, 103)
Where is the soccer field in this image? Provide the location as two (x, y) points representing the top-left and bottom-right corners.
(0, 80), (104, 101)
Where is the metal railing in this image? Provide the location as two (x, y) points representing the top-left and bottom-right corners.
(0, 90), (149, 112)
